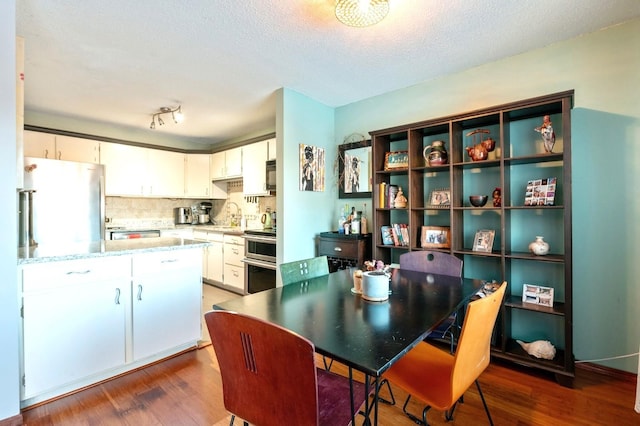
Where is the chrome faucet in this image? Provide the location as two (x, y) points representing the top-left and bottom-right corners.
(227, 201), (241, 226)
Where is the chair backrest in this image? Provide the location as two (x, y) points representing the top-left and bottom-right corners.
(280, 255), (329, 285)
(205, 310), (320, 426)
(399, 251), (463, 277)
(450, 282), (506, 401)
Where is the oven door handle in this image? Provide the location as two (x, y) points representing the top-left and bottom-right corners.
(242, 258), (277, 270)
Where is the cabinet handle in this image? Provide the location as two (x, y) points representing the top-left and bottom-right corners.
(137, 284), (143, 301)
(232, 248), (239, 255)
(66, 269), (91, 275)
(44, 149), (49, 159)
(161, 259), (178, 264)
(333, 247), (342, 252)
(115, 288), (121, 305)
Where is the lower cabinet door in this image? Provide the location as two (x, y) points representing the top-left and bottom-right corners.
(22, 278), (127, 399)
(132, 250), (202, 361)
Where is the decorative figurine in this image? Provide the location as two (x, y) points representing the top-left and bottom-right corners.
(516, 339), (556, 360)
(492, 187), (501, 207)
(534, 115), (556, 153)
(465, 129), (496, 161)
(394, 187), (408, 208)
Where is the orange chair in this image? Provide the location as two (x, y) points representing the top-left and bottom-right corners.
(205, 310), (368, 426)
(382, 282), (506, 425)
(399, 251), (463, 352)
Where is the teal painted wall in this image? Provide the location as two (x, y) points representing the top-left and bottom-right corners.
(335, 19), (640, 373)
(277, 88), (336, 269)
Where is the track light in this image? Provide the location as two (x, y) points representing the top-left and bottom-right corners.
(149, 105), (183, 129)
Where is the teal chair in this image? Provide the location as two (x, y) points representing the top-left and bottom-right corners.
(280, 255), (329, 285)
(279, 255), (332, 369)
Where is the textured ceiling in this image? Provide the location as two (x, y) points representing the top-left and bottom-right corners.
(16, 0), (640, 146)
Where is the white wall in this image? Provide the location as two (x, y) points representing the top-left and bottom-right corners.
(0, 0), (21, 421)
(334, 19), (640, 373)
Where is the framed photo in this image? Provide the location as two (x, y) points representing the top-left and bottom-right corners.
(522, 284), (554, 307)
(428, 188), (451, 208)
(472, 229), (495, 253)
(524, 177), (556, 206)
(421, 226), (451, 249)
(384, 151), (409, 170)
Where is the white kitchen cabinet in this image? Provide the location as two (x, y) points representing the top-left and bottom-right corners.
(23, 130), (55, 159)
(55, 135), (100, 163)
(101, 143), (184, 197)
(21, 256), (131, 400)
(131, 249), (202, 361)
(16, 37), (25, 187)
(193, 230), (224, 283)
(160, 228), (194, 239)
(185, 153), (210, 198)
(224, 234), (245, 293)
(242, 140), (270, 196)
(23, 131), (100, 164)
(211, 147), (242, 180)
(146, 149), (184, 197)
(268, 137), (277, 160)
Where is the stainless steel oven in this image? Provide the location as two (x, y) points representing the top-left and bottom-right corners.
(243, 230), (277, 294)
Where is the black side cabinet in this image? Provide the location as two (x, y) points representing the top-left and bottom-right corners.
(317, 232), (371, 272)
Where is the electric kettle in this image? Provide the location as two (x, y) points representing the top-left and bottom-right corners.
(261, 208), (272, 229)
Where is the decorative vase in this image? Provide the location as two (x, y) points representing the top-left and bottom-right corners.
(528, 236), (550, 256)
(423, 140), (448, 166)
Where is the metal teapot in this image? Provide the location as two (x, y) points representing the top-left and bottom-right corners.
(423, 141), (448, 166)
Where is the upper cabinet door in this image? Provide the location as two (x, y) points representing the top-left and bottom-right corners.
(225, 147), (243, 178)
(210, 151), (226, 180)
(146, 149), (184, 198)
(55, 135), (100, 164)
(185, 154), (210, 198)
(267, 138), (277, 160)
(100, 143), (148, 196)
(242, 140), (269, 196)
(24, 130), (55, 159)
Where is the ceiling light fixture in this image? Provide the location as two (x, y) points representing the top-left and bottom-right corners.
(335, 0), (389, 27)
(149, 105), (183, 129)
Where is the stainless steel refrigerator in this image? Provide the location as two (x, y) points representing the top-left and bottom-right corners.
(18, 157), (105, 248)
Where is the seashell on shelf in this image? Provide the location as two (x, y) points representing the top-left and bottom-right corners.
(516, 339), (556, 360)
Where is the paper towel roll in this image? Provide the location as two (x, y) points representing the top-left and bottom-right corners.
(362, 271), (390, 301)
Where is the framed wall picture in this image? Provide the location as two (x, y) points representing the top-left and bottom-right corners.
(522, 284), (554, 307)
(428, 188), (451, 208)
(421, 226), (451, 249)
(472, 229), (495, 253)
(384, 151), (408, 170)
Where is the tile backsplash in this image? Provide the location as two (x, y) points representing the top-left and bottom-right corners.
(105, 180), (276, 230)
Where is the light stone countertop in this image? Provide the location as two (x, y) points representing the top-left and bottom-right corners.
(17, 237), (209, 265)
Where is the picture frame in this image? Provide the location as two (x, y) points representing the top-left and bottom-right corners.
(524, 177), (556, 206)
(337, 140), (372, 199)
(384, 151), (409, 171)
(427, 188), (451, 208)
(421, 226), (451, 249)
(522, 284), (554, 307)
(472, 229), (495, 253)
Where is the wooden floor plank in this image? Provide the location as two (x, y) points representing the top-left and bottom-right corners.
(20, 345), (639, 426)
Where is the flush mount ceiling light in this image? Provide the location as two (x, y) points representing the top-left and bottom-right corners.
(149, 105), (183, 129)
(335, 0), (389, 27)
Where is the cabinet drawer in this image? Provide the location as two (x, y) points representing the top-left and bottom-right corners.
(224, 243), (245, 265)
(318, 238), (359, 259)
(224, 263), (244, 290)
(133, 249), (200, 276)
(223, 234), (244, 246)
(23, 256), (131, 292)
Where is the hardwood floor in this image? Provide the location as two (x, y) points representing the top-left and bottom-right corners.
(20, 343), (639, 426)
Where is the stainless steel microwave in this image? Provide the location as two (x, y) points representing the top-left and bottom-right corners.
(265, 159), (276, 191)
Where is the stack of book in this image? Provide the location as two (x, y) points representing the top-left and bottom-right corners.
(380, 223), (409, 247)
(378, 183), (400, 209)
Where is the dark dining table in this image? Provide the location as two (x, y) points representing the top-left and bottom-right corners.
(213, 267), (485, 425)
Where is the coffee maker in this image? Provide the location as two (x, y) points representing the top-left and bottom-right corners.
(174, 207), (192, 225)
